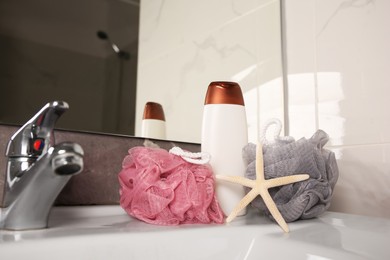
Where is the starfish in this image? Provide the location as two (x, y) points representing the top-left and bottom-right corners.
(216, 142), (309, 233)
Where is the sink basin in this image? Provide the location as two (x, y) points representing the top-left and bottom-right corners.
(0, 206), (389, 259)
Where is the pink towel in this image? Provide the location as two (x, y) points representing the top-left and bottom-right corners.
(118, 147), (224, 225)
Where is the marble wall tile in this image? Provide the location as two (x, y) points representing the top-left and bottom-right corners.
(316, 0), (390, 146)
(283, 0), (317, 139)
(284, 0), (390, 218)
(329, 144), (390, 219)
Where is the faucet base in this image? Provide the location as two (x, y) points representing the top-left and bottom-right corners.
(1, 142), (83, 231)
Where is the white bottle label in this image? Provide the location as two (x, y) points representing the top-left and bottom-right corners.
(201, 104), (248, 216)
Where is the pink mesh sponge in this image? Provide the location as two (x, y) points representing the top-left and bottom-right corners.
(118, 147), (224, 225)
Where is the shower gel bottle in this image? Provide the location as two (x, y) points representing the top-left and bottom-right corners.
(141, 102), (166, 139)
(201, 81), (248, 217)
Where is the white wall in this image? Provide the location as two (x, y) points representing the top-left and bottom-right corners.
(284, 0), (390, 218)
(137, 0), (284, 143)
(137, 0), (390, 219)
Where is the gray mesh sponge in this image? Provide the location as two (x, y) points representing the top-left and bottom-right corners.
(243, 130), (339, 222)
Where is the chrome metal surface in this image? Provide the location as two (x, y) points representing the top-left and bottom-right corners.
(1, 101), (84, 230)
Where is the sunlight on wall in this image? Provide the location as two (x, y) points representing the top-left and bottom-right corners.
(288, 72), (344, 145)
(317, 72), (345, 146)
(244, 77), (284, 143)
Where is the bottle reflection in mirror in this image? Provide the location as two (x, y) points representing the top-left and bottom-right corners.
(141, 102), (166, 139)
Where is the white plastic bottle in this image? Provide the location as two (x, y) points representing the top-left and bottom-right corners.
(201, 81), (248, 217)
(141, 102), (166, 139)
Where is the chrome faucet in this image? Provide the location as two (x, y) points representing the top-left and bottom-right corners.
(0, 101), (84, 230)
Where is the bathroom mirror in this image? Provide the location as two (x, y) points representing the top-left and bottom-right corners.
(0, 0), (283, 143)
(0, 0), (139, 136)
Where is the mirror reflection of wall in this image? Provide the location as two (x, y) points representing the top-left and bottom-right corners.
(136, 0), (284, 143)
(0, 0), (283, 143)
(0, 0), (139, 135)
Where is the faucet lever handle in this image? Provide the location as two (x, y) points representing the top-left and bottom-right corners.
(6, 101), (69, 158)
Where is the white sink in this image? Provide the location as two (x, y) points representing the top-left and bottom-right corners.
(0, 206), (389, 259)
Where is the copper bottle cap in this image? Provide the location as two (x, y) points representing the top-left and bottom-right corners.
(204, 81), (245, 106)
(143, 102), (166, 121)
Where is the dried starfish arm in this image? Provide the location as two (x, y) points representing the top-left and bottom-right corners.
(225, 188), (259, 223)
(265, 174), (310, 189)
(260, 188), (289, 233)
(255, 142), (265, 180)
(216, 175), (256, 188)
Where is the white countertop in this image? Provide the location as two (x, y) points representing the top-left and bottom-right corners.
(1, 206), (389, 259)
